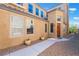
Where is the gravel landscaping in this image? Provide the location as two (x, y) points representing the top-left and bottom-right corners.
(38, 33), (79, 56)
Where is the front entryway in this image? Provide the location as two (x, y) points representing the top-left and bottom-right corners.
(57, 23), (61, 37)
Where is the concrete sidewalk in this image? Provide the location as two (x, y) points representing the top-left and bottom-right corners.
(5, 38), (69, 56)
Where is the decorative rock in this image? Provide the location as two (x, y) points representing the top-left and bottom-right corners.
(24, 40), (31, 45)
(41, 37), (45, 40)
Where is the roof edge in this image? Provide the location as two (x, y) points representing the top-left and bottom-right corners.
(47, 3), (65, 12)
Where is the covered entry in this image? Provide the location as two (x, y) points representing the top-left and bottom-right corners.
(57, 23), (61, 37)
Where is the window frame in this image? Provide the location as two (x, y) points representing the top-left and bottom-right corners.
(41, 11), (44, 17)
(28, 4), (33, 13)
(27, 19), (34, 34)
(36, 8), (39, 16)
(27, 25), (33, 34)
(57, 16), (61, 21)
(10, 16), (24, 37)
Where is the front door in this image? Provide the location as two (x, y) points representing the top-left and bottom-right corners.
(57, 23), (61, 37)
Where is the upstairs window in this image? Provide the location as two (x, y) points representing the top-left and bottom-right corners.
(17, 3), (23, 6)
(45, 14), (48, 20)
(57, 16), (61, 21)
(58, 7), (61, 10)
(28, 4), (33, 13)
(41, 11), (44, 17)
(36, 8), (39, 16)
(46, 14), (48, 17)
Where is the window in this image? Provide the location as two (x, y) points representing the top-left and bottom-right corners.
(28, 4), (33, 13)
(50, 23), (53, 32)
(41, 11), (44, 17)
(57, 16), (61, 21)
(58, 7), (61, 10)
(27, 19), (34, 34)
(46, 15), (48, 17)
(36, 8), (39, 16)
(17, 3), (23, 6)
(27, 25), (33, 34)
(45, 24), (47, 32)
(44, 15), (48, 20)
(10, 16), (24, 37)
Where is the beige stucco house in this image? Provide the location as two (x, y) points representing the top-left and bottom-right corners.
(0, 3), (69, 49)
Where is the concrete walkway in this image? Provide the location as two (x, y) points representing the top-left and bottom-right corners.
(5, 38), (69, 56)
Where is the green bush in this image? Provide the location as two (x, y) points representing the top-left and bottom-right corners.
(69, 25), (78, 33)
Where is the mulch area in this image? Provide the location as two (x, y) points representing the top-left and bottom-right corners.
(0, 39), (43, 56)
(38, 39), (79, 56)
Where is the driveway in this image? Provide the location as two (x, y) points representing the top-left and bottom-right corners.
(38, 33), (79, 56)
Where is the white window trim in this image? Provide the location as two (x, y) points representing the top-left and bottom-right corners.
(10, 15), (25, 38)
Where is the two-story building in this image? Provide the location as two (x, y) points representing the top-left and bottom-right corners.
(47, 4), (69, 38)
(0, 3), (69, 50)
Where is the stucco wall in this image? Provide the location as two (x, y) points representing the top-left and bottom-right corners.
(48, 10), (57, 38)
(48, 9), (68, 38)
(0, 9), (48, 49)
(56, 10), (64, 37)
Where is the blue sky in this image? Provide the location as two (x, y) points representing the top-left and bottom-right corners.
(37, 3), (61, 10)
(69, 3), (79, 28)
(38, 3), (79, 28)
